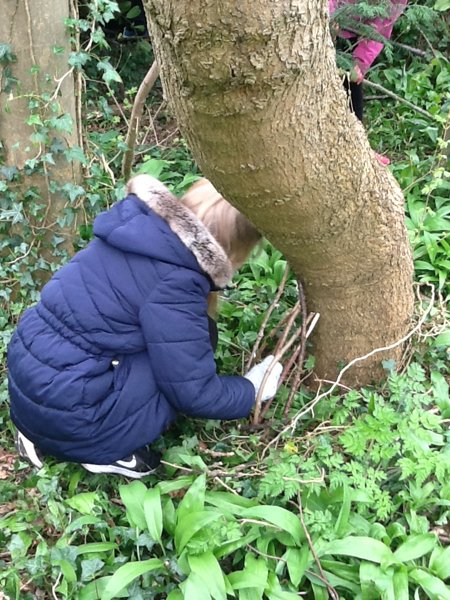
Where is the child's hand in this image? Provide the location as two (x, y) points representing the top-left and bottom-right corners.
(244, 355), (283, 402)
(350, 63), (364, 84)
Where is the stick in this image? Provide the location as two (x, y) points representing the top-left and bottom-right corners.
(246, 263), (290, 370)
(122, 61), (160, 179)
(390, 40), (427, 57)
(363, 79), (434, 120)
(252, 302), (301, 425)
(283, 281), (308, 417)
(297, 492), (339, 600)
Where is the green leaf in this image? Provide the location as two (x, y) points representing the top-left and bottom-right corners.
(311, 584), (328, 600)
(205, 491), (258, 515)
(56, 559), (77, 584)
(76, 543), (118, 555)
(126, 5), (141, 19)
(239, 588), (264, 600)
(393, 567), (409, 600)
(334, 483), (351, 537)
(429, 546), (450, 580)
(319, 536), (394, 564)
(79, 577), (129, 600)
(177, 474), (206, 522)
(64, 515), (102, 535)
(409, 568), (450, 600)
(97, 60), (122, 85)
(431, 370), (450, 416)
(284, 547), (311, 587)
(137, 158), (168, 179)
(65, 492), (99, 515)
(157, 475), (195, 495)
(240, 505), (304, 545)
(393, 534), (437, 562)
(100, 559), (164, 600)
(434, 0), (450, 11)
(433, 330), (450, 348)
(188, 551), (227, 600)
(175, 509), (221, 552)
(143, 487), (163, 543)
(119, 481), (148, 530)
(265, 572), (303, 600)
(166, 591), (184, 600)
(182, 572), (212, 600)
(359, 562), (395, 599)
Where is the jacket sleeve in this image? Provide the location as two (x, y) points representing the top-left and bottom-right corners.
(353, 0), (408, 75)
(139, 268), (255, 420)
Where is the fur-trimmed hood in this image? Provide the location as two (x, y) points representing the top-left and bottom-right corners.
(94, 175), (233, 288)
(127, 175), (233, 288)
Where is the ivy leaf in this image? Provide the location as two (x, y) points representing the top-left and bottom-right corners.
(81, 558), (105, 582)
(97, 60), (122, 85)
(68, 51), (90, 68)
(65, 492), (99, 515)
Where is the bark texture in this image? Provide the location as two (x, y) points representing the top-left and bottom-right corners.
(144, 0), (414, 384)
(0, 0), (80, 259)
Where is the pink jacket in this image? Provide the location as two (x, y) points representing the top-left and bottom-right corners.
(329, 0), (408, 75)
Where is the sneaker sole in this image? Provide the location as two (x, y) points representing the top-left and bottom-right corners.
(81, 463), (156, 479)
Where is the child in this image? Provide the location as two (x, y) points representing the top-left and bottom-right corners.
(8, 175), (282, 478)
(330, 0), (408, 164)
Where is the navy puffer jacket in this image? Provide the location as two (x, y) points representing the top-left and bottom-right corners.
(7, 176), (255, 464)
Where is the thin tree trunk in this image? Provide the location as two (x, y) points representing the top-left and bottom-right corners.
(144, 0), (414, 385)
(122, 61), (160, 180)
(0, 0), (81, 273)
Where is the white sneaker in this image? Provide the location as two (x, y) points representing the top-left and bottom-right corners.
(82, 448), (160, 479)
(15, 429), (44, 468)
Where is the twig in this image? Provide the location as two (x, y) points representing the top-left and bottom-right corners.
(246, 263), (290, 370)
(417, 27), (440, 59)
(122, 60), (160, 179)
(51, 572), (62, 600)
(390, 39), (427, 57)
(297, 492), (339, 600)
(252, 302), (301, 425)
(263, 284), (436, 458)
(363, 80), (434, 120)
(247, 544), (286, 563)
(214, 477), (239, 495)
(284, 281), (308, 417)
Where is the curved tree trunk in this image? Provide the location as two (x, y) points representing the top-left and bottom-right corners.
(144, 0), (414, 385)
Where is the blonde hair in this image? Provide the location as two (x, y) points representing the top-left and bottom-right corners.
(181, 178), (261, 272)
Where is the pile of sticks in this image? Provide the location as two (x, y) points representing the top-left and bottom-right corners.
(246, 265), (320, 426)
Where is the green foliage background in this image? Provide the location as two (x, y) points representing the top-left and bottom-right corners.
(0, 0), (449, 598)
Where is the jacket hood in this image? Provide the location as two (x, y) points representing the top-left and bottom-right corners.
(94, 175), (233, 288)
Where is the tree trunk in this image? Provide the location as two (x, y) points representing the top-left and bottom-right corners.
(0, 0), (81, 277)
(144, 0), (414, 385)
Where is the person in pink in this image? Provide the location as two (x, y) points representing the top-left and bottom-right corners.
(329, 0), (408, 164)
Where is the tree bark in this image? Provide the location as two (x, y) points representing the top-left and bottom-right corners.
(144, 0), (414, 385)
(0, 0), (81, 271)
